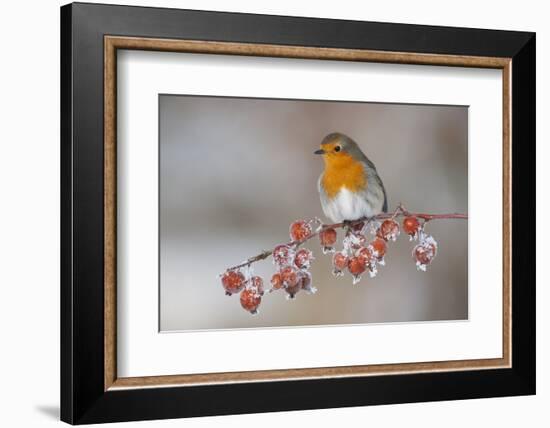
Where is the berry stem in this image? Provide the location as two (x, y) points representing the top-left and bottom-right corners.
(223, 205), (467, 273)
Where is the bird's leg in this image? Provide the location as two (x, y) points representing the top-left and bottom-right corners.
(342, 220), (353, 236)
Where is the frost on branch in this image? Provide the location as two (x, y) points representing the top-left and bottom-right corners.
(219, 205), (466, 315)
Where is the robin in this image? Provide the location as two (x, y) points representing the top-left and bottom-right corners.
(315, 132), (388, 223)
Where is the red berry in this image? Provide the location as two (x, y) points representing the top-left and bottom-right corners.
(285, 281), (301, 298)
(378, 219), (400, 241)
(272, 244), (295, 266)
(221, 270), (245, 295)
(249, 276), (264, 295)
(281, 267), (311, 299)
(280, 266), (299, 288)
(370, 238), (387, 259)
(294, 248), (314, 269)
(281, 266), (301, 298)
(403, 216), (421, 236)
(413, 236), (437, 271)
(414, 245), (433, 265)
(332, 252), (348, 276)
(348, 256), (367, 276)
(270, 272), (283, 290)
(240, 288), (261, 314)
(290, 220), (312, 241)
(319, 228), (337, 246)
(357, 246), (373, 264)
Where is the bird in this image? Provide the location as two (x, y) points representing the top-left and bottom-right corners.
(315, 132), (388, 223)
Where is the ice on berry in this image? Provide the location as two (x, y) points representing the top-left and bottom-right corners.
(294, 248), (314, 270)
(248, 275), (264, 295)
(289, 220), (313, 241)
(413, 234), (438, 271)
(270, 272), (283, 291)
(298, 270), (316, 294)
(221, 270), (245, 295)
(332, 252), (348, 277)
(272, 244), (295, 267)
(240, 288), (262, 314)
(378, 219), (400, 242)
(403, 216), (421, 239)
(319, 228), (337, 254)
(348, 256), (366, 283)
(284, 271), (302, 298)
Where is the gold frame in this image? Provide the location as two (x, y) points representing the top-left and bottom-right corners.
(104, 35), (512, 391)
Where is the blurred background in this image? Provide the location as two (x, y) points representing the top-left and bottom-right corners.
(159, 95), (468, 331)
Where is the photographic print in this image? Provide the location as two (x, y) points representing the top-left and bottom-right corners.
(159, 95), (468, 331)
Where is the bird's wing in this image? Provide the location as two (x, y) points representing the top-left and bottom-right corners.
(376, 173), (388, 213)
(358, 156), (388, 213)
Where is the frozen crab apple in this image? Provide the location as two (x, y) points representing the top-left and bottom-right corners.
(403, 216), (421, 239)
(413, 236), (438, 271)
(370, 238), (387, 259)
(348, 256), (367, 284)
(280, 266), (299, 288)
(281, 266), (301, 298)
(270, 272), (283, 291)
(378, 219), (400, 241)
(285, 282), (302, 298)
(319, 227), (337, 253)
(272, 244), (295, 267)
(332, 251), (348, 276)
(294, 248), (314, 269)
(356, 246), (373, 264)
(289, 220), (312, 241)
(221, 270), (245, 295)
(240, 288), (262, 314)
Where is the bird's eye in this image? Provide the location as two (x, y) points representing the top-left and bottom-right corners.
(334, 145), (341, 152)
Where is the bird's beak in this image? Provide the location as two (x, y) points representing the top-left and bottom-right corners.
(314, 149), (325, 155)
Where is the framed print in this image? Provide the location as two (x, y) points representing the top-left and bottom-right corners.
(60, 2), (535, 424)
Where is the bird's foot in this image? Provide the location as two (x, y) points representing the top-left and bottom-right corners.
(342, 220), (352, 235)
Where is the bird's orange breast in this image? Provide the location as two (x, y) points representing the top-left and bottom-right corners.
(321, 153), (367, 199)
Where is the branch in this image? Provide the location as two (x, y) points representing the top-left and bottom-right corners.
(225, 204), (467, 272)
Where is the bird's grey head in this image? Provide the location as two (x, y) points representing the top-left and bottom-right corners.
(314, 132), (361, 157)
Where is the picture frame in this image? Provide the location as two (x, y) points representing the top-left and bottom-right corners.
(60, 2), (535, 424)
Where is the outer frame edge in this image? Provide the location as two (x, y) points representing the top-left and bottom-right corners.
(63, 3), (536, 424)
(510, 33), (536, 394)
(60, 3), (75, 425)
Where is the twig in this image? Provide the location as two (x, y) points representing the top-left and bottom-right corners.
(224, 205), (467, 272)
